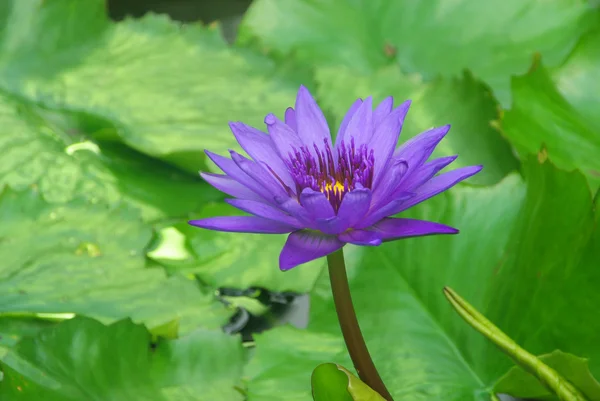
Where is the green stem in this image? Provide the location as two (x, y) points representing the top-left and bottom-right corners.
(327, 249), (394, 401)
(443, 287), (587, 401)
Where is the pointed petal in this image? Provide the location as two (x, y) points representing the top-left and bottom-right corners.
(356, 192), (415, 229)
(265, 113), (304, 160)
(230, 151), (290, 201)
(343, 96), (373, 147)
(229, 122), (294, 188)
(189, 216), (295, 234)
(369, 218), (458, 241)
(295, 85), (330, 150)
(312, 189), (372, 235)
(371, 100), (411, 184)
(360, 165), (482, 228)
(401, 155), (457, 191)
(336, 188), (372, 229)
(299, 188), (335, 219)
(279, 230), (344, 270)
(369, 159), (408, 210)
(373, 96), (394, 128)
(396, 165), (483, 213)
(284, 107), (298, 132)
(334, 98), (363, 149)
(393, 125), (450, 172)
(205, 150), (276, 203)
(276, 196), (313, 226)
(225, 199), (302, 228)
(200, 172), (263, 202)
(338, 229), (382, 246)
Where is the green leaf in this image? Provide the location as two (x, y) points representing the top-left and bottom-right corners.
(245, 158), (599, 400)
(0, 317), (246, 400)
(0, 89), (220, 222)
(494, 351), (600, 401)
(240, 0), (593, 104)
(312, 363), (386, 401)
(0, 188), (230, 333)
(153, 203), (324, 293)
(0, 0), (302, 174)
(551, 27), (600, 132)
(501, 58), (600, 190)
(316, 66), (517, 185)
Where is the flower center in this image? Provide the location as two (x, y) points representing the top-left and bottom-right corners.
(285, 138), (374, 211)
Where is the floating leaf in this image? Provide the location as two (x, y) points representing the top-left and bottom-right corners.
(0, 317), (246, 400)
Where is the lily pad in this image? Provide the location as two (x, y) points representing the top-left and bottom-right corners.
(240, 0), (593, 104)
(0, 0), (302, 174)
(0, 317), (246, 400)
(0, 188), (230, 333)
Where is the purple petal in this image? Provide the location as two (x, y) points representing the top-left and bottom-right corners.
(369, 159), (408, 210)
(343, 96), (373, 147)
(369, 217), (458, 241)
(356, 192), (415, 229)
(229, 122), (295, 188)
(276, 196), (313, 226)
(299, 188), (335, 219)
(338, 229), (382, 246)
(279, 230), (344, 270)
(205, 150), (277, 204)
(190, 216), (295, 234)
(393, 125), (450, 173)
(373, 96), (394, 128)
(265, 113), (304, 160)
(230, 151), (290, 201)
(401, 155), (457, 191)
(360, 165), (482, 228)
(200, 172), (264, 202)
(334, 98), (363, 150)
(336, 187), (372, 229)
(313, 189), (373, 235)
(295, 85), (330, 151)
(395, 165), (483, 213)
(284, 107), (298, 132)
(371, 100), (411, 185)
(225, 198), (303, 228)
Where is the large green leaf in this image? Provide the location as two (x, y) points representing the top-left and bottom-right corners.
(152, 203), (324, 293)
(0, 317), (246, 400)
(0, 89), (221, 222)
(0, 188), (230, 333)
(245, 158), (599, 400)
(316, 66), (518, 185)
(240, 0), (593, 104)
(0, 0), (302, 174)
(501, 58), (600, 190)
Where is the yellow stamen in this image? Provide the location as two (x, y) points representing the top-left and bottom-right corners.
(323, 181), (345, 199)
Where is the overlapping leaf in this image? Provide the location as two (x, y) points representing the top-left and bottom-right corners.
(240, 0), (593, 103)
(0, 0), (302, 174)
(0, 188), (230, 333)
(501, 27), (600, 190)
(0, 317), (246, 400)
(245, 159), (599, 400)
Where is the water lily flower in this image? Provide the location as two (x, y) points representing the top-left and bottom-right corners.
(190, 86), (482, 270)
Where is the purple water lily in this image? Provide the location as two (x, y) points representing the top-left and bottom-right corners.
(190, 86), (482, 270)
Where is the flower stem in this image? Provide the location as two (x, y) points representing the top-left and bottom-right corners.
(327, 249), (394, 401)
